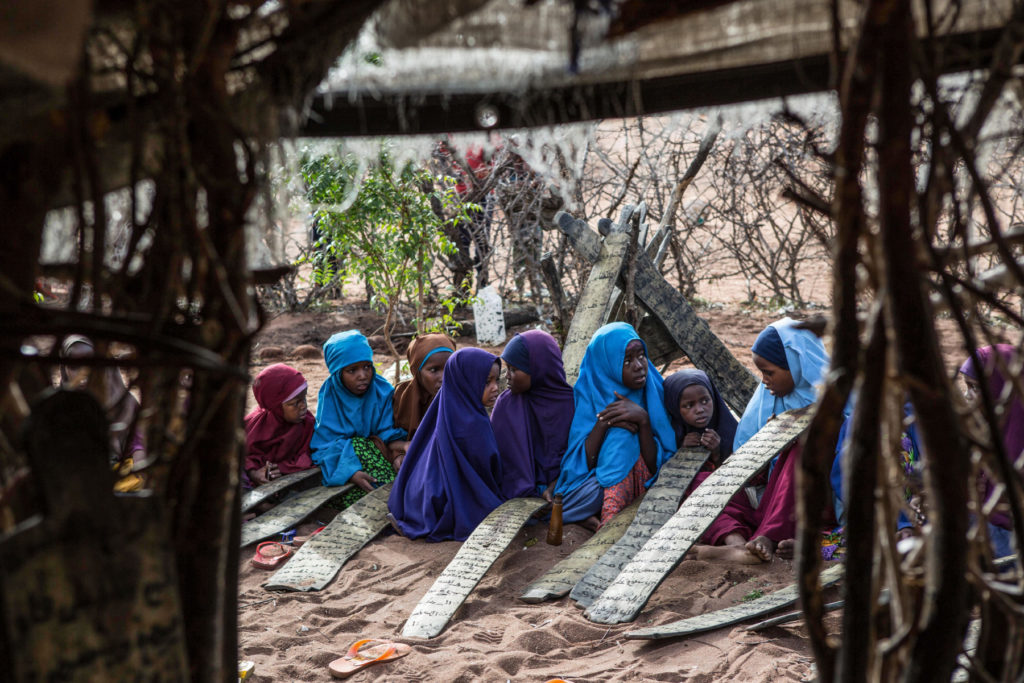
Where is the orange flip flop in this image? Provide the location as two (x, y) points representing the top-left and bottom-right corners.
(250, 541), (293, 570)
(328, 639), (411, 679)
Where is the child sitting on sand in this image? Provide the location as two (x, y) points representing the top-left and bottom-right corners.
(244, 363), (316, 487)
(490, 330), (575, 500)
(553, 323), (677, 530)
(311, 331), (407, 507)
(388, 348), (506, 541)
(663, 369), (738, 467)
(59, 335), (147, 492)
(693, 318), (831, 563)
(389, 333), (456, 469)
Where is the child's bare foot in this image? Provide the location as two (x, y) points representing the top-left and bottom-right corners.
(692, 544), (764, 564)
(746, 535), (776, 561)
(578, 515), (600, 532)
(776, 539), (795, 559)
(721, 532), (747, 547)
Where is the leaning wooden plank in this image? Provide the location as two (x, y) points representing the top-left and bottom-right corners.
(561, 231), (631, 384)
(240, 483), (352, 547)
(402, 497), (547, 638)
(570, 447), (710, 607)
(263, 483), (392, 592)
(745, 599), (844, 632)
(584, 406), (814, 624)
(519, 498), (641, 604)
(625, 563), (844, 640)
(556, 211), (758, 414)
(240, 467), (321, 513)
(630, 250), (759, 414)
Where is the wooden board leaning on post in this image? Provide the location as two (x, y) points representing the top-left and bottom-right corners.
(519, 498), (641, 604)
(240, 467), (321, 513)
(402, 497), (547, 639)
(560, 231), (631, 384)
(263, 483), (392, 592)
(625, 563), (845, 640)
(570, 446), (710, 607)
(556, 210), (758, 414)
(584, 406), (814, 625)
(240, 483), (353, 547)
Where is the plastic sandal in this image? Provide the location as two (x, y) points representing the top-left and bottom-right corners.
(293, 525), (326, 548)
(328, 639), (411, 679)
(250, 541), (293, 570)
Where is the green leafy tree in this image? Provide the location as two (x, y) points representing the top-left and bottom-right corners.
(301, 146), (474, 372)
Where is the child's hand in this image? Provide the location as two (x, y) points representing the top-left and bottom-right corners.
(265, 463), (281, 481)
(597, 392), (648, 431)
(699, 429), (720, 452)
(682, 432), (703, 448)
(350, 470), (378, 492)
(248, 467), (269, 486)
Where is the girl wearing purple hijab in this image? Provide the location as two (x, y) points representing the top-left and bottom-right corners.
(960, 344), (1024, 557)
(491, 330), (575, 500)
(388, 348), (505, 541)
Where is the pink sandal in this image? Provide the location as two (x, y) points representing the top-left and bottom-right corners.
(328, 639), (411, 679)
(293, 525), (326, 548)
(250, 541), (293, 570)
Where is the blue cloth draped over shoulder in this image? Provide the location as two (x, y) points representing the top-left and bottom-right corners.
(554, 322), (677, 496)
(734, 317), (831, 451)
(388, 347), (506, 541)
(310, 331), (406, 486)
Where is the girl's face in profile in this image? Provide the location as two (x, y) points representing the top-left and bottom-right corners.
(482, 361), (502, 408)
(418, 351), (451, 399)
(753, 353), (795, 398)
(962, 375), (982, 406)
(506, 363), (532, 394)
(281, 389), (308, 423)
(678, 384), (713, 429)
(341, 361), (375, 396)
(621, 340), (647, 390)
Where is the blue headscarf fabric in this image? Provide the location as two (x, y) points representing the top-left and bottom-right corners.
(310, 331), (407, 486)
(388, 347), (506, 541)
(752, 326), (789, 370)
(500, 333), (532, 374)
(734, 317), (830, 451)
(554, 323), (677, 495)
(663, 369), (739, 461)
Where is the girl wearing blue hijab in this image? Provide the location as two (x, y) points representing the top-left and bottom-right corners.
(696, 317), (832, 563)
(554, 323), (677, 529)
(310, 331), (407, 506)
(387, 347), (505, 541)
(734, 317), (830, 450)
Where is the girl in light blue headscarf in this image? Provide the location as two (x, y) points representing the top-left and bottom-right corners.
(310, 330), (407, 506)
(553, 323), (677, 529)
(733, 317), (830, 450)
(696, 317), (832, 563)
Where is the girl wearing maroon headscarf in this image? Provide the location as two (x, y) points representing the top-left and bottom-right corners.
(245, 364), (316, 486)
(490, 330), (575, 500)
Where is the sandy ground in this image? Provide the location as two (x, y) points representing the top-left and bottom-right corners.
(236, 299), (974, 682)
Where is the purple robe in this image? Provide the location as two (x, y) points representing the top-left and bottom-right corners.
(491, 330), (575, 498)
(388, 348), (506, 541)
(960, 344), (1024, 530)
